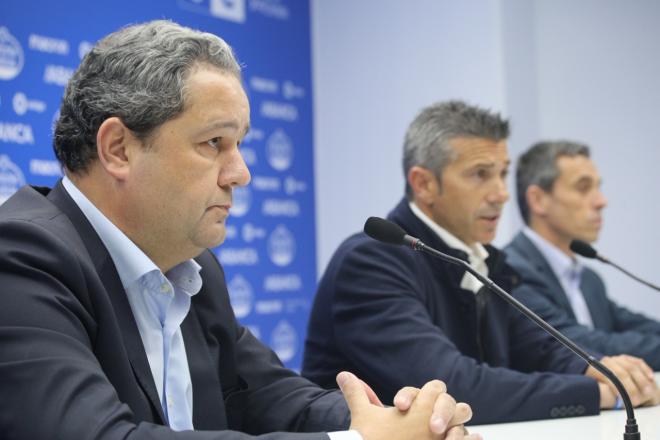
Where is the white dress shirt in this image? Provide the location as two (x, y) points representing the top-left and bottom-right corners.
(409, 201), (489, 293)
(522, 227), (594, 328)
(62, 176), (359, 438)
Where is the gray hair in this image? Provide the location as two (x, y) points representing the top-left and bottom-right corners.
(403, 100), (510, 199)
(516, 140), (590, 224)
(54, 20), (242, 173)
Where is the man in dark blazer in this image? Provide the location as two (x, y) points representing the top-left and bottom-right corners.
(0, 20), (475, 440)
(302, 101), (658, 425)
(505, 140), (660, 372)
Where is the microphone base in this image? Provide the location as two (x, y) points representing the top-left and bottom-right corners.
(624, 419), (640, 440)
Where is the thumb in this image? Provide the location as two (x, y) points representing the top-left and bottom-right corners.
(337, 371), (368, 414)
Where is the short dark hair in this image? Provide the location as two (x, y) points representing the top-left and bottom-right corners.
(402, 100), (510, 199)
(516, 140), (590, 224)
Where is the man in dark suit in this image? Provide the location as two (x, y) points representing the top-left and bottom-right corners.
(505, 140), (660, 372)
(302, 101), (658, 425)
(0, 20), (475, 440)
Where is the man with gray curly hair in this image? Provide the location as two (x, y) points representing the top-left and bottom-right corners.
(303, 100), (657, 425)
(0, 20), (475, 440)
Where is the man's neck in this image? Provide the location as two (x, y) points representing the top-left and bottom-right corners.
(528, 219), (573, 257)
(66, 171), (189, 273)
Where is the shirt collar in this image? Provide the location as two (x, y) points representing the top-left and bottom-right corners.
(61, 176), (202, 294)
(522, 226), (583, 279)
(409, 201), (489, 262)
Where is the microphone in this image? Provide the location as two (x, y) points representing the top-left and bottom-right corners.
(365, 217), (640, 440)
(570, 239), (660, 292)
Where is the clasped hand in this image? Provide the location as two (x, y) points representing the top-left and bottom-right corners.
(337, 372), (480, 440)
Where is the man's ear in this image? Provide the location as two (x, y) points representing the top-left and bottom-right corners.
(526, 185), (550, 218)
(408, 166), (439, 206)
(96, 117), (137, 181)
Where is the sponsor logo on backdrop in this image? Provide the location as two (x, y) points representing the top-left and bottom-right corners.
(210, 0), (246, 23)
(241, 147), (256, 166)
(78, 41), (94, 60)
(0, 121), (34, 145)
(43, 64), (74, 86)
(242, 222), (266, 242)
(0, 27), (24, 81)
(249, 76), (278, 94)
(217, 247), (259, 266)
(249, 0), (290, 21)
(263, 274), (301, 292)
(282, 81), (304, 100)
(255, 299), (283, 314)
(28, 34), (69, 55)
(30, 159), (62, 177)
(286, 298), (309, 313)
(0, 155), (25, 204)
(262, 198), (300, 217)
(252, 175), (280, 191)
(13, 92), (46, 116)
(230, 185), (251, 217)
(261, 100), (298, 122)
(284, 176), (307, 195)
(270, 320), (297, 362)
(266, 129), (293, 171)
(268, 224), (295, 266)
(228, 274), (253, 318)
(224, 224), (238, 240)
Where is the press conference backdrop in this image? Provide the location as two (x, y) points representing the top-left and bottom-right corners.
(0, 0), (315, 370)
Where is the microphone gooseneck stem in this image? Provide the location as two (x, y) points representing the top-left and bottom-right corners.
(601, 256), (660, 293)
(408, 238), (640, 439)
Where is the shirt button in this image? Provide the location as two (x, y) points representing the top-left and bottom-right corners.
(161, 284), (171, 294)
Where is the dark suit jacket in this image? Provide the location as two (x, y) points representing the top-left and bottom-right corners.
(302, 199), (599, 425)
(505, 231), (660, 369)
(0, 183), (349, 439)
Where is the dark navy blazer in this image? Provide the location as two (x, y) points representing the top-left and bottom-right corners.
(302, 199), (599, 425)
(505, 231), (660, 369)
(0, 183), (348, 439)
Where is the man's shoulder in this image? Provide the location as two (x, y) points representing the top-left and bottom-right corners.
(503, 232), (543, 272)
(0, 185), (75, 245)
(0, 185), (57, 222)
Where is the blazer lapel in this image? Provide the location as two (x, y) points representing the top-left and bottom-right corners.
(47, 181), (167, 424)
(181, 305), (228, 430)
(513, 233), (575, 316)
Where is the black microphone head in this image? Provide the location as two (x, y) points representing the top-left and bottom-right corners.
(364, 217), (407, 246)
(569, 239), (598, 259)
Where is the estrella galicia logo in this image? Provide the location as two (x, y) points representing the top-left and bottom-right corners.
(0, 155), (26, 204)
(227, 274), (253, 318)
(270, 320), (297, 362)
(210, 0), (246, 23)
(0, 28), (24, 81)
(231, 185), (251, 217)
(266, 129), (293, 171)
(267, 224), (295, 266)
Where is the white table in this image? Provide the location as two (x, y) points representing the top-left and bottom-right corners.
(473, 372), (660, 439)
(472, 405), (659, 439)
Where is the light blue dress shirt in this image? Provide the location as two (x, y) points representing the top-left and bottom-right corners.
(523, 227), (594, 328)
(62, 176), (200, 431)
(62, 177), (359, 439)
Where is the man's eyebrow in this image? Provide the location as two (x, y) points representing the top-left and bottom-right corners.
(195, 120), (248, 137)
(467, 159), (510, 168)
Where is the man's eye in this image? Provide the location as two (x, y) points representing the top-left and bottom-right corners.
(207, 137), (221, 149)
(476, 169), (489, 179)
